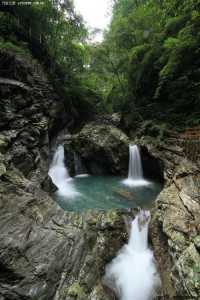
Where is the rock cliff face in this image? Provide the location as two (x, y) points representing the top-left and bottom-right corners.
(0, 50), (134, 300)
(0, 49), (68, 183)
(142, 141), (200, 299)
(0, 48), (199, 300)
(0, 166), (133, 299)
(63, 122), (164, 181)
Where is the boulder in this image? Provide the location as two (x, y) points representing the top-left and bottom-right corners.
(69, 123), (130, 175)
(41, 175), (57, 193)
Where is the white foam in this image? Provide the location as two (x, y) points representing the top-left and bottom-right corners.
(122, 178), (151, 187)
(123, 145), (151, 187)
(75, 174), (90, 178)
(104, 210), (161, 300)
(48, 145), (79, 198)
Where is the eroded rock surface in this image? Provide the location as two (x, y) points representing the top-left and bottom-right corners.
(0, 49), (199, 300)
(0, 165), (135, 300)
(0, 49), (68, 184)
(65, 123), (130, 176)
(144, 140), (200, 299)
(0, 49), (134, 300)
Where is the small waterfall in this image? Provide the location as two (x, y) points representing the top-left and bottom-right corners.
(128, 145), (143, 179)
(74, 152), (89, 178)
(48, 145), (79, 197)
(104, 210), (161, 300)
(123, 145), (149, 186)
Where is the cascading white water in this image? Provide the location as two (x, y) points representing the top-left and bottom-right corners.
(48, 145), (79, 197)
(128, 145), (143, 179)
(104, 210), (161, 300)
(123, 145), (149, 186)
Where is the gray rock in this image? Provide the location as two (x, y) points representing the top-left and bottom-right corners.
(0, 49), (68, 182)
(1, 47), (199, 300)
(149, 142), (200, 299)
(0, 50), (136, 300)
(0, 166), (134, 300)
(41, 175), (57, 193)
(69, 123), (130, 175)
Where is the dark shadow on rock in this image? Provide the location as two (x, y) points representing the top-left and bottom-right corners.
(140, 146), (164, 183)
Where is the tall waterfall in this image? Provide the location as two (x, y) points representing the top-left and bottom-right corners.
(48, 145), (78, 197)
(128, 145), (143, 179)
(104, 210), (161, 300)
(123, 145), (149, 186)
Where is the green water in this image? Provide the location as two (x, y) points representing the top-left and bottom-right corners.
(54, 176), (162, 212)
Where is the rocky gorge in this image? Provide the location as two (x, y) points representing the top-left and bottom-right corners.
(0, 49), (200, 300)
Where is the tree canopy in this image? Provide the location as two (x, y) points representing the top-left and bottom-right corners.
(0, 0), (200, 130)
(86, 0), (200, 130)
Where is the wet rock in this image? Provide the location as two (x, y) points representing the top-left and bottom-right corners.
(0, 166), (135, 299)
(136, 135), (200, 298)
(114, 189), (134, 201)
(0, 46), (199, 300)
(0, 135), (9, 153)
(41, 175), (57, 193)
(151, 152), (200, 298)
(140, 145), (164, 182)
(0, 49), (67, 182)
(93, 113), (122, 127)
(0, 162), (6, 177)
(70, 123), (129, 175)
(176, 243), (200, 298)
(0, 48), (137, 300)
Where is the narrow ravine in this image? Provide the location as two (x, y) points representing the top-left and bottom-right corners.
(0, 1), (200, 299)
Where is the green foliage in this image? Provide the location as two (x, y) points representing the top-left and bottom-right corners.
(100, 0), (200, 129)
(164, 37), (179, 50)
(0, 1), (100, 121)
(129, 44), (150, 63)
(165, 15), (189, 36)
(0, 39), (30, 56)
(1, 0), (200, 128)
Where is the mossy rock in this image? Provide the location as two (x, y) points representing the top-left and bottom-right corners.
(67, 282), (87, 298)
(0, 163), (6, 177)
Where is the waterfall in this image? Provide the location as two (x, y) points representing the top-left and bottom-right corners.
(74, 152), (89, 178)
(123, 145), (149, 186)
(104, 210), (161, 300)
(48, 145), (79, 197)
(128, 145), (143, 179)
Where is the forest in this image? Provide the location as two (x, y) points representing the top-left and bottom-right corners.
(0, 0), (200, 132)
